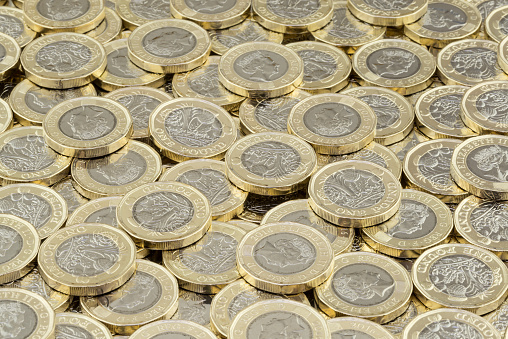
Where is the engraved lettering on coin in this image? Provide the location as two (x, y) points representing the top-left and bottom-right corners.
(247, 311), (312, 338)
(233, 50), (289, 82)
(87, 150), (147, 186)
(180, 232), (237, 274)
(173, 291), (212, 325)
(332, 330), (374, 339)
(280, 210), (338, 243)
(0, 193), (52, 229)
(328, 8), (368, 39)
(107, 47), (147, 79)
(491, 302), (508, 333)
(55, 233), (120, 276)
(188, 64), (227, 98)
(266, 0), (320, 18)
(467, 144), (508, 182)
(142, 27), (197, 58)
(10, 268), (66, 307)
(117, 95), (161, 130)
(253, 233), (316, 274)
(0, 225), (22, 265)
(363, 0), (413, 10)
(470, 202), (508, 241)
(417, 147), (455, 189)
(240, 141), (301, 178)
(303, 103), (361, 137)
(0, 15), (24, 39)
(477, 0), (508, 20)
(56, 325), (93, 339)
(0, 300), (37, 339)
(296, 50), (337, 82)
(323, 149), (388, 169)
(184, 0), (236, 14)
(152, 333), (195, 339)
(429, 255), (493, 298)
(228, 289), (285, 320)
(429, 94), (465, 129)
(129, 0), (171, 19)
(332, 263), (395, 306)
(36, 0), (90, 21)
(323, 169), (385, 209)
(500, 15), (508, 35)
(177, 169), (231, 206)
(132, 192), (194, 232)
(419, 320), (482, 339)
(450, 48), (500, 80)
(59, 105), (117, 140)
(386, 199), (437, 239)
(165, 107), (222, 147)
(359, 95), (400, 129)
(214, 21), (270, 49)
(98, 271), (162, 314)
(367, 48), (421, 80)
(422, 3), (467, 32)
(0, 135), (56, 172)
(85, 206), (118, 227)
(476, 89), (508, 124)
(25, 87), (84, 115)
(254, 97), (300, 132)
(36, 41), (92, 73)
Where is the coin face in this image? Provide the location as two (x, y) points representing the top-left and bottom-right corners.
(484, 297), (508, 336)
(130, 320), (217, 339)
(115, 0), (172, 30)
(38, 223), (137, 296)
(387, 127), (430, 162)
(353, 39), (436, 95)
(80, 259), (178, 335)
(0, 33), (20, 82)
(328, 317), (395, 339)
(218, 41), (304, 98)
(127, 19), (211, 74)
(0, 7), (37, 48)
(486, 6), (508, 42)
(171, 289), (213, 327)
(52, 176), (88, 214)
(382, 296), (429, 336)
(237, 190), (307, 222)
(170, 0), (250, 29)
(347, 0), (428, 26)
(85, 7), (122, 44)
(474, 0), (508, 21)
(55, 313), (112, 339)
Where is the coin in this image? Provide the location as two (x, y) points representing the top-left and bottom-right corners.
(362, 189), (453, 258)
(115, 0), (172, 30)
(38, 223), (137, 296)
(80, 259), (178, 335)
(21, 33), (107, 89)
(227, 219), (258, 232)
(52, 176), (89, 214)
(403, 139), (469, 203)
(159, 159), (247, 221)
(130, 320), (217, 339)
(388, 127), (430, 162)
(237, 190), (307, 223)
(117, 182), (212, 250)
(150, 98), (236, 162)
(486, 6), (508, 43)
(218, 41), (303, 98)
(170, 0), (249, 29)
(237, 222), (333, 294)
(128, 19), (211, 74)
(347, 0), (427, 26)
(382, 296), (430, 336)
(172, 55), (245, 112)
(328, 317), (395, 339)
(43, 97), (132, 158)
(309, 160), (402, 227)
(498, 36), (508, 76)
(0, 288), (55, 339)
(225, 132), (317, 195)
(415, 86), (478, 139)
(0, 98), (12, 134)
(0, 7), (37, 48)
(0, 33), (19, 82)
(170, 289), (212, 328)
(438, 39), (508, 86)
(55, 312), (112, 339)
(473, 0), (508, 22)
(484, 297), (508, 336)
(85, 8), (122, 44)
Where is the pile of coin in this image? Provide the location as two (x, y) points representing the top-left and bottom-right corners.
(1, 0), (508, 338)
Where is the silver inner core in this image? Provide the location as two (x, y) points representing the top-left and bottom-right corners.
(429, 93), (466, 129)
(0, 225), (22, 265)
(253, 96), (300, 132)
(366, 48), (421, 79)
(0, 15), (24, 39)
(0, 300), (37, 339)
(36, 0), (90, 21)
(172, 290), (212, 326)
(25, 87), (86, 115)
(0, 135), (56, 172)
(466, 144), (508, 182)
(184, 0), (236, 14)
(363, 0), (413, 10)
(177, 169), (232, 206)
(142, 27), (197, 58)
(421, 3), (467, 32)
(475, 89), (508, 123)
(228, 289), (285, 320)
(59, 105), (117, 140)
(129, 0), (172, 19)
(297, 49), (337, 82)
(107, 47), (147, 79)
(328, 8), (368, 39)
(247, 311), (312, 338)
(470, 201), (508, 242)
(359, 94), (400, 130)
(87, 149), (147, 186)
(0, 193), (52, 229)
(233, 50), (288, 82)
(450, 48), (499, 80)
(303, 102), (361, 137)
(417, 147), (455, 189)
(188, 64), (227, 98)
(85, 206), (118, 227)
(419, 320), (481, 339)
(55, 325), (93, 339)
(36, 41), (92, 73)
(164, 107), (223, 147)
(267, 0), (320, 18)
(386, 199), (437, 239)
(117, 95), (161, 130)
(241, 141), (301, 178)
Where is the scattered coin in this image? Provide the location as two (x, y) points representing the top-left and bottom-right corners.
(85, 7), (123, 44)
(0, 7), (37, 48)
(170, 289), (213, 328)
(170, 0), (250, 29)
(55, 312), (113, 339)
(486, 5), (508, 43)
(382, 296), (430, 336)
(52, 176), (89, 214)
(115, 0), (172, 30)
(328, 317), (396, 339)
(129, 319), (217, 339)
(388, 127), (430, 162)
(347, 0), (428, 26)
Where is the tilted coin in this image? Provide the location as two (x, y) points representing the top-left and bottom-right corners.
(388, 127), (430, 162)
(403, 308), (501, 339)
(405, 76), (446, 106)
(85, 8), (122, 44)
(413, 243), (508, 314)
(415, 85), (478, 139)
(315, 252), (413, 323)
(353, 39), (436, 95)
(105, 87), (172, 141)
(0, 7), (37, 48)
(115, 0), (172, 30)
(237, 222), (334, 294)
(21, 33), (107, 89)
(0, 288), (55, 339)
(218, 41), (304, 98)
(170, 289), (212, 328)
(55, 312), (112, 339)
(38, 223), (137, 296)
(473, 0), (508, 22)
(52, 176), (89, 215)
(43, 97), (132, 158)
(130, 320), (216, 339)
(208, 18), (283, 55)
(117, 182), (212, 250)
(328, 317), (395, 339)
(210, 280), (308, 338)
(229, 299), (331, 339)
(437, 39), (508, 86)
(227, 219), (258, 232)
(362, 189), (453, 258)
(0, 33), (20, 82)
(486, 5), (508, 42)
(0, 126), (71, 186)
(382, 296), (430, 337)
(127, 19), (211, 74)
(9, 80), (97, 126)
(342, 86), (415, 145)
(308, 160), (402, 227)
(450, 135), (508, 200)
(237, 190), (307, 223)
(403, 139), (469, 203)
(347, 0), (428, 26)
(80, 259), (178, 335)
(0, 98), (12, 134)
(150, 98), (236, 162)
(159, 159), (247, 221)
(225, 132), (317, 195)
(484, 296), (508, 336)
(170, 0), (249, 29)
(498, 36), (508, 75)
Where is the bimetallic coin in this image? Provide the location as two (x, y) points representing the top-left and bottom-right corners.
(218, 41), (304, 98)
(237, 190), (307, 223)
(128, 19), (211, 74)
(85, 8), (123, 44)
(80, 259), (178, 335)
(484, 297), (508, 336)
(0, 33), (20, 82)
(0, 288), (55, 339)
(150, 98), (236, 162)
(21, 33), (107, 89)
(170, 0), (249, 29)
(0, 98), (12, 134)
(499, 36), (508, 75)
(362, 189), (453, 258)
(328, 317), (395, 339)
(353, 39), (436, 95)
(388, 127), (430, 162)
(347, 0), (428, 26)
(403, 139), (469, 203)
(43, 97), (132, 158)
(0, 7), (36, 48)
(171, 289), (213, 328)
(38, 223), (137, 296)
(383, 296), (430, 336)
(55, 312), (112, 339)
(159, 159), (247, 221)
(52, 176), (88, 214)
(315, 252), (413, 323)
(308, 160), (402, 227)
(415, 86), (478, 139)
(237, 222), (334, 294)
(117, 182), (212, 250)
(115, 0), (172, 30)
(225, 132), (317, 195)
(473, 0), (508, 21)
(486, 6), (508, 42)
(130, 320), (216, 339)
(438, 39), (508, 86)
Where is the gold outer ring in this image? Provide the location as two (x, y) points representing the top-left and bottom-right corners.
(115, 0), (172, 30)
(85, 8), (122, 44)
(0, 7), (37, 48)
(38, 223), (137, 296)
(347, 0), (428, 26)
(499, 36), (508, 74)
(67, 195), (122, 226)
(55, 313), (113, 339)
(170, 0), (250, 29)
(327, 317), (396, 339)
(0, 32), (20, 82)
(0, 97), (12, 133)
(129, 320), (217, 339)
(486, 6), (508, 43)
